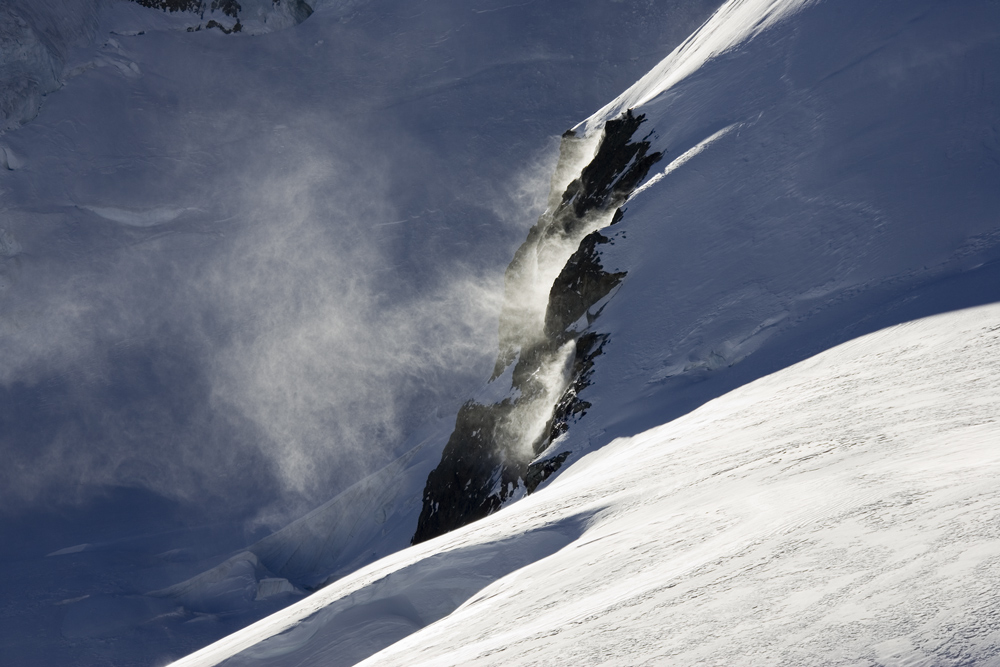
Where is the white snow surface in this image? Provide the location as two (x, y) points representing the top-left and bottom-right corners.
(578, 0), (813, 135)
(175, 302), (1000, 667)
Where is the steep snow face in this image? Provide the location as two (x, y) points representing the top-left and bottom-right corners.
(561, 0), (1000, 457)
(166, 0), (1000, 661)
(7, 0), (1000, 661)
(578, 0), (815, 135)
(411, 0), (1000, 542)
(172, 303), (1000, 667)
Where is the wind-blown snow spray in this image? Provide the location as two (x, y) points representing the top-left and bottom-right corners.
(413, 110), (663, 543)
(0, 115), (506, 524)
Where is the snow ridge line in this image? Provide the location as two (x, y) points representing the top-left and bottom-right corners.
(577, 0), (813, 135)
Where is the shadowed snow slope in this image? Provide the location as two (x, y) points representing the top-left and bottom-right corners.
(406, 0), (1000, 545)
(562, 0), (1000, 457)
(175, 303), (1000, 666)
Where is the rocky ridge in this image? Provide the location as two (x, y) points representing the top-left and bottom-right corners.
(128, 0), (314, 34)
(412, 111), (663, 544)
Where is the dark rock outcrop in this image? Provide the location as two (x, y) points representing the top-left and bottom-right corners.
(564, 111), (663, 219)
(494, 110), (661, 376)
(410, 400), (520, 543)
(129, 0), (313, 32)
(412, 110), (662, 545)
(545, 231), (626, 338)
(129, 0), (246, 15)
(211, 0), (243, 18)
(130, 0), (204, 12)
(286, 0), (314, 23)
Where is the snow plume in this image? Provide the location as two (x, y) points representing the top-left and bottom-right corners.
(0, 119), (509, 522)
(413, 112), (663, 543)
(0, 0), (724, 530)
(492, 130), (605, 363)
(205, 154), (505, 504)
(503, 339), (576, 460)
(493, 110), (661, 378)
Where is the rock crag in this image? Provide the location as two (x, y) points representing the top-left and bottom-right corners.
(412, 111), (662, 544)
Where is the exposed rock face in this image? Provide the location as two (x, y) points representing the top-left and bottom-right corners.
(412, 111), (662, 545)
(493, 111), (662, 377)
(131, 0), (204, 12)
(545, 231), (625, 338)
(128, 0), (313, 33)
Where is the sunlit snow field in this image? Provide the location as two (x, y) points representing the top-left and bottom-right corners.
(177, 303), (1000, 666)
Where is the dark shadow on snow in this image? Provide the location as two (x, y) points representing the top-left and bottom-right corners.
(221, 511), (594, 667)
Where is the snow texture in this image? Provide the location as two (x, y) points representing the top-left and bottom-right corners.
(3, 0), (1000, 662)
(175, 302), (1000, 666)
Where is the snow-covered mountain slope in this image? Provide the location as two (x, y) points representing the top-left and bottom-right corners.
(0, 0), (720, 520)
(174, 301), (1000, 667)
(413, 0), (1000, 542)
(0, 0), (105, 130)
(0, 0), (725, 664)
(5, 0), (999, 662)
(165, 0), (1000, 662)
(571, 0), (1000, 451)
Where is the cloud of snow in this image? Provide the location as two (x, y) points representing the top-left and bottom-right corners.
(0, 0), (725, 525)
(202, 145), (507, 505)
(0, 113), (526, 522)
